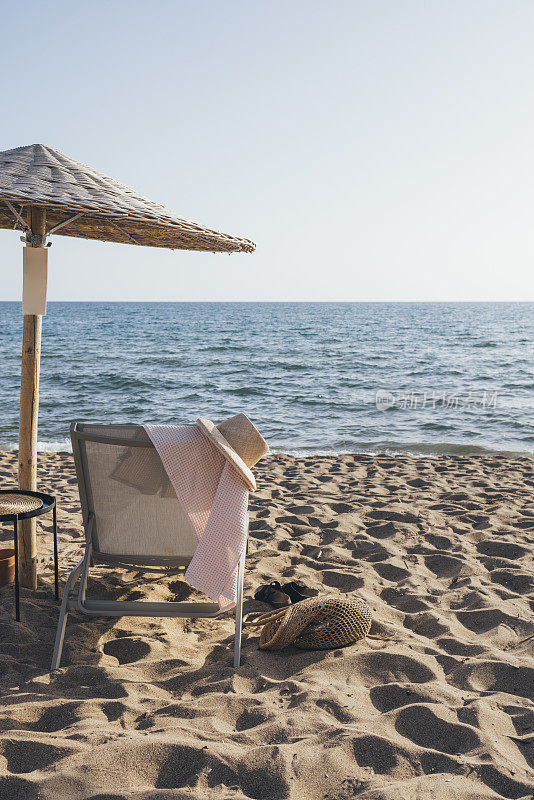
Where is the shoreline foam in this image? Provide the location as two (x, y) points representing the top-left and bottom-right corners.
(1, 440), (532, 458)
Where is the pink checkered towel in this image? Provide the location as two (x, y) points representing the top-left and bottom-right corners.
(144, 424), (249, 611)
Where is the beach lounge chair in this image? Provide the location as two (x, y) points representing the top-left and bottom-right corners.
(51, 422), (247, 670)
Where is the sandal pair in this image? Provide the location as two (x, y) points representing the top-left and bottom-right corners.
(254, 580), (318, 608)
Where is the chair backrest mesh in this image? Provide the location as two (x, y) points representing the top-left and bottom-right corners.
(72, 423), (198, 561)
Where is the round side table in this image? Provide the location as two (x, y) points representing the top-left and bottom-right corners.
(0, 489), (58, 621)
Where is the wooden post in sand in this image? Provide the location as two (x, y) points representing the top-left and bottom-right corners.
(18, 206), (46, 590)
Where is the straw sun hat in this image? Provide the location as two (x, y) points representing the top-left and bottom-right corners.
(196, 413), (268, 491)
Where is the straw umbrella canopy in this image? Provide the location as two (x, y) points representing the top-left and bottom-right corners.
(0, 143), (255, 589)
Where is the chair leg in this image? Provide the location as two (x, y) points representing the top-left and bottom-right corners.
(51, 603), (69, 671)
(233, 552), (245, 667)
(51, 558), (84, 670)
(52, 504), (59, 601)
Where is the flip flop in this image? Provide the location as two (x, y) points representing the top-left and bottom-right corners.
(281, 581), (319, 604)
(254, 581), (291, 608)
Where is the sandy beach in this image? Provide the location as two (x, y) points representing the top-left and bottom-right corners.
(0, 450), (533, 799)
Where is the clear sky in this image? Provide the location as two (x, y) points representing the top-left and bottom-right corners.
(1, 1), (533, 301)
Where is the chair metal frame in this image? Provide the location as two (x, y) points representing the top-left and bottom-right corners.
(51, 422), (246, 670)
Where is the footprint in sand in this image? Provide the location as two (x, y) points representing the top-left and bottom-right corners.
(436, 637), (485, 657)
(478, 764), (534, 799)
(102, 638), (152, 664)
(373, 562), (410, 582)
(407, 478), (431, 488)
(509, 516), (534, 529)
(450, 661), (534, 701)
(381, 587), (429, 613)
(424, 553), (465, 578)
(0, 777), (39, 799)
(155, 745), (213, 789)
(403, 612), (449, 639)
(426, 533), (453, 549)
(454, 607), (524, 635)
(353, 652), (437, 687)
(168, 579), (192, 601)
(52, 665), (129, 699)
(235, 707), (270, 731)
(321, 570), (363, 591)
(352, 734), (400, 774)
(490, 569), (533, 595)
(365, 522), (397, 539)
(502, 705), (534, 736)
(0, 739), (79, 774)
(476, 540), (528, 560)
(286, 504), (316, 515)
(395, 704), (481, 753)
(367, 509), (420, 524)
(238, 746), (290, 799)
(370, 682), (441, 712)
(31, 702), (81, 733)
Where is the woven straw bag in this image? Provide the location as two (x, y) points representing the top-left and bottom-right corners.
(245, 596), (372, 650)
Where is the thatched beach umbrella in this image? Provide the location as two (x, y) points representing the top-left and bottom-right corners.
(0, 143), (255, 590)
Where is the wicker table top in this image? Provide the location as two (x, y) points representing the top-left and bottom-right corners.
(0, 493), (43, 515)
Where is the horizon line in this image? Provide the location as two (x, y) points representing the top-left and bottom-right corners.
(1, 299), (532, 304)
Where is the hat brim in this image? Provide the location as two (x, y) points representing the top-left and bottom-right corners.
(196, 418), (257, 491)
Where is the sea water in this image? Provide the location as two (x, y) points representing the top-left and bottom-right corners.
(0, 302), (532, 455)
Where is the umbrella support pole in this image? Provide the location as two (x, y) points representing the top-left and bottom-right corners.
(18, 207), (46, 590)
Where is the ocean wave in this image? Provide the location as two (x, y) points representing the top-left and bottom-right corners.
(0, 438), (73, 452)
(271, 441), (533, 457)
(0, 437), (531, 458)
